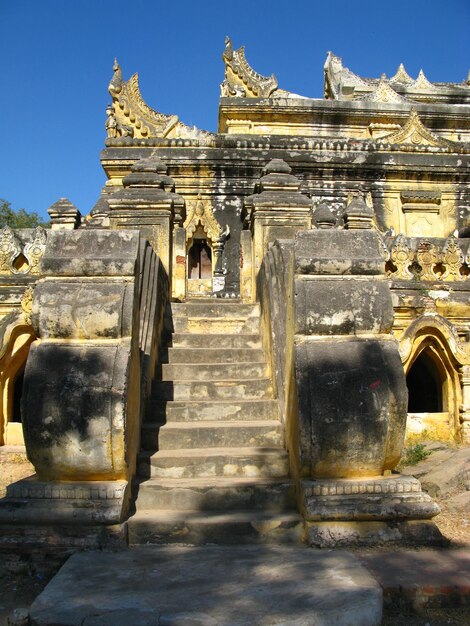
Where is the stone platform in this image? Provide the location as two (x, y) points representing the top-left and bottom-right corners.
(28, 545), (382, 626)
(359, 549), (470, 610)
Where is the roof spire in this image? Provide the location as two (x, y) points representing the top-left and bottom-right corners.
(390, 63), (414, 85)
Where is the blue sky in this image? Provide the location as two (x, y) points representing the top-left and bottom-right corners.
(1, 0), (469, 220)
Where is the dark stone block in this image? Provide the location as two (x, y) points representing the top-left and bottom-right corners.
(22, 342), (132, 480)
(40, 230), (140, 277)
(295, 339), (407, 478)
(295, 230), (386, 276)
(295, 278), (394, 335)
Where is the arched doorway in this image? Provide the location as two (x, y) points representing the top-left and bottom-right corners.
(406, 348), (445, 413)
(0, 316), (35, 446)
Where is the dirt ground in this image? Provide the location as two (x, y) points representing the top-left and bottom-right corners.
(0, 443), (469, 626)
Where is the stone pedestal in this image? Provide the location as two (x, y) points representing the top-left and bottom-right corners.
(292, 224), (441, 544)
(301, 475), (441, 547)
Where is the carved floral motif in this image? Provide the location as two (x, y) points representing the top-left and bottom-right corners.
(442, 236), (465, 281)
(387, 235), (469, 282)
(389, 235), (414, 279)
(23, 227), (47, 275)
(416, 240), (438, 281)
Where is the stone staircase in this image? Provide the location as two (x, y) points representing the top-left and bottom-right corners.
(128, 300), (302, 545)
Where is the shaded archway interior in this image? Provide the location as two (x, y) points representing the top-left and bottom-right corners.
(406, 349), (444, 412)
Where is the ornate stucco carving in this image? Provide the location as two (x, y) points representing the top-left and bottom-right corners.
(441, 236), (465, 281)
(389, 235), (415, 279)
(184, 196), (222, 242)
(399, 314), (469, 367)
(221, 37), (279, 98)
(324, 53), (470, 104)
(380, 110), (459, 148)
(107, 59), (214, 140)
(0, 227), (22, 274)
(386, 236), (469, 282)
(416, 240), (438, 281)
(0, 227), (47, 275)
(23, 227), (47, 274)
(21, 287), (34, 325)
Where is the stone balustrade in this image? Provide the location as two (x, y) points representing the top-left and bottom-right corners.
(385, 235), (470, 282)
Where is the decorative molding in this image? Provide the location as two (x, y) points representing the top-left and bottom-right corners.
(399, 314), (469, 367)
(400, 190), (441, 204)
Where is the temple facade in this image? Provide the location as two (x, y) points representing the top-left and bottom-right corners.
(0, 40), (469, 548)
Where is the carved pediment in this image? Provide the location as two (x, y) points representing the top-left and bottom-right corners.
(381, 110), (459, 148)
(221, 37), (279, 98)
(363, 76), (410, 104)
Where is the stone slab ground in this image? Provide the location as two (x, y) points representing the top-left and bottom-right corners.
(28, 545), (382, 626)
(358, 549), (470, 611)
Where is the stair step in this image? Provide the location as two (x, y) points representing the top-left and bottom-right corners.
(149, 399), (279, 422)
(160, 347), (266, 364)
(152, 378), (274, 401)
(159, 362), (268, 381)
(137, 447), (289, 479)
(127, 509), (303, 545)
(170, 302), (260, 318)
(134, 477), (296, 511)
(170, 333), (262, 349)
(141, 420), (283, 451)
(172, 316), (259, 334)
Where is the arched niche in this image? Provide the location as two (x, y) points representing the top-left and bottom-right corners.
(400, 315), (467, 441)
(0, 315), (35, 446)
(187, 223), (213, 283)
(184, 197), (222, 297)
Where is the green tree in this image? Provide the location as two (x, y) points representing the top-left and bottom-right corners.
(0, 199), (49, 229)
